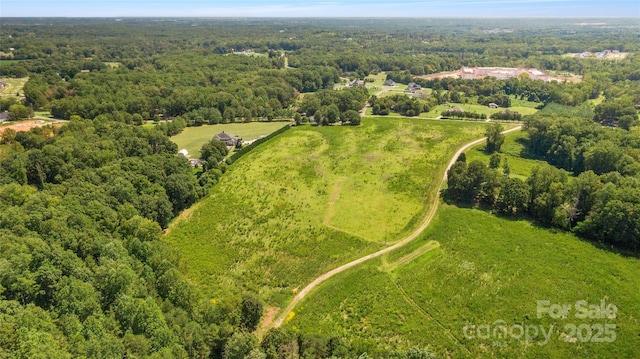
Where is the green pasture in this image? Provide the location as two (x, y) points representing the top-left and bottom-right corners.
(0, 77), (28, 96)
(164, 118), (487, 307)
(378, 87), (409, 98)
(365, 72), (387, 87)
(288, 204), (640, 358)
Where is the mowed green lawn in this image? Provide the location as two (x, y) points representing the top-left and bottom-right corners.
(164, 118), (487, 308)
(169, 121), (290, 157)
(288, 204), (640, 358)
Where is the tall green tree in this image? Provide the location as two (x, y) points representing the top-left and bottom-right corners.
(240, 295), (263, 332)
(8, 104), (34, 121)
(342, 110), (361, 126)
(485, 123), (504, 154)
(224, 331), (259, 359)
(489, 153), (501, 169)
(496, 178), (530, 215)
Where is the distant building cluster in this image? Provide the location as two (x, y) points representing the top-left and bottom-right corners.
(459, 67), (550, 82)
(574, 50), (623, 59)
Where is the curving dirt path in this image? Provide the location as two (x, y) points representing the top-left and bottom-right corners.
(271, 125), (523, 329)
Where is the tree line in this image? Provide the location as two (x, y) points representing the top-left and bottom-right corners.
(447, 117), (640, 254)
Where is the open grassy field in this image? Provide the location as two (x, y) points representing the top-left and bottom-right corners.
(164, 118), (488, 308)
(422, 102), (539, 119)
(465, 130), (551, 180)
(365, 72), (387, 87)
(288, 204), (640, 358)
(376, 87), (407, 98)
(33, 111), (55, 119)
(367, 92), (540, 120)
(169, 122), (290, 158)
(0, 77), (28, 97)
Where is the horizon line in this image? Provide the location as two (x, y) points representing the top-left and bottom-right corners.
(2, 15), (639, 19)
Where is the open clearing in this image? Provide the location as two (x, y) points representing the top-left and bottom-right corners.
(465, 130), (550, 180)
(288, 204), (640, 358)
(0, 119), (64, 134)
(164, 118), (488, 307)
(0, 77), (28, 97)
(366, 102), (537, 120)
(422, 100), (540, 119)
(169, 121), (290, 158)
(0, 59), (22, 66)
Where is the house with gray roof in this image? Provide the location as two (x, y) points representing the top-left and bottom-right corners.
(213, 131), (239, 147)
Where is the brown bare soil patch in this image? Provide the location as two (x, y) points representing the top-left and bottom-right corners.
(257, 306), (280, 335)
(0, 120), (63, 134)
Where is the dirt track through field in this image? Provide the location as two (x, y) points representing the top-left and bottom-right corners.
(269, 125), (522, 330)
(322, 179), (343, 229)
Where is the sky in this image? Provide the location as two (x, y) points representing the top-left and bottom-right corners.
(1, 0), (639, 18)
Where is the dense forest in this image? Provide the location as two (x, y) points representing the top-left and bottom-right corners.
(0, 116), (243, 357)
(1, 18), (639, 123)
(0, 17), (639, 358)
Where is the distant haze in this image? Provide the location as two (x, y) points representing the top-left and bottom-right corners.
(2, 0), (639, 18)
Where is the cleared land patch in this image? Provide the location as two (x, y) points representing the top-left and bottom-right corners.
(0, 77), (28, 97)
(0, 119), (64, 134)
(164, 118), (486, 308)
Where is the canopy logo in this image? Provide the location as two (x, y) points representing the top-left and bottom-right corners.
(462, 299), (617, 347)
